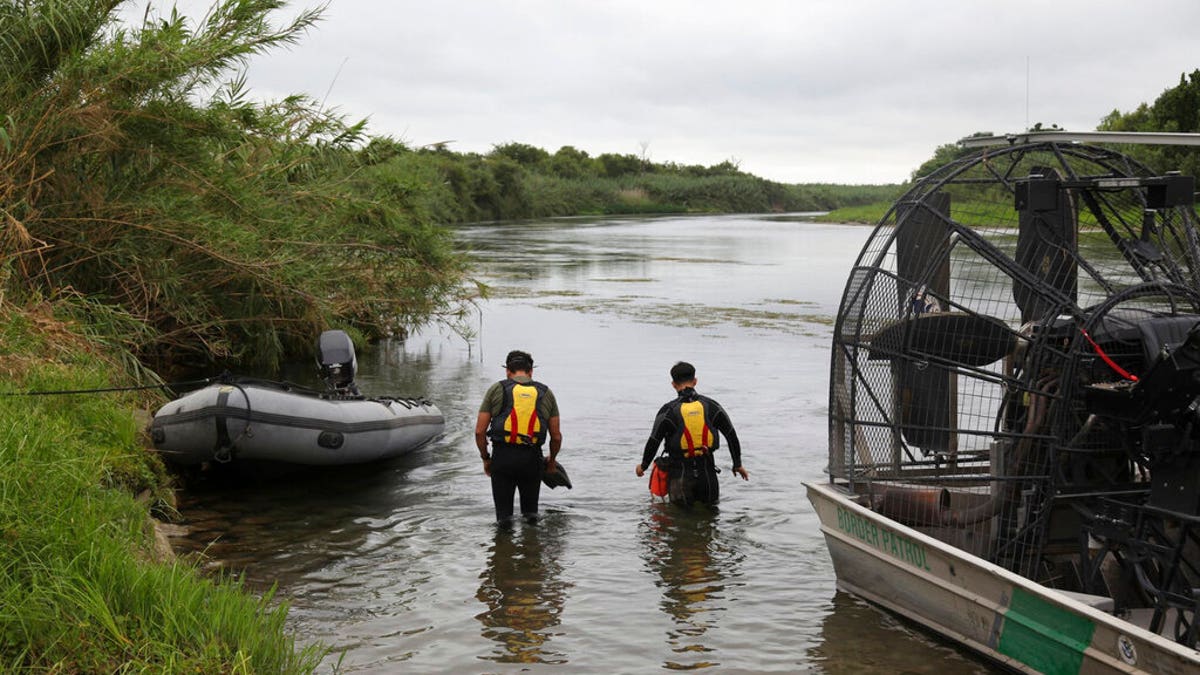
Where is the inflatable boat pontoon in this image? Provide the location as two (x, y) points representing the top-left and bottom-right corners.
(150, 331), (445, 466)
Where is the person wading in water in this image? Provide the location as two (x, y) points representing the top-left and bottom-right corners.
(635, 361), (748, 506)
(476, 350), (563, 524)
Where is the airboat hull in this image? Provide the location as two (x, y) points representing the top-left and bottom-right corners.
(806, 481), (1200, 674)
(150, 382), (445, 466)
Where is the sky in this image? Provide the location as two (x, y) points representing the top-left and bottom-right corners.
(123, 0), (1200, 184)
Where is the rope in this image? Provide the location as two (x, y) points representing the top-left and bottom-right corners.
(0, 377), (216, 398)
(0, 374), (432, 405)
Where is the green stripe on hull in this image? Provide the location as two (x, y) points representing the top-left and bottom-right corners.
(998, 588), (1094, 674)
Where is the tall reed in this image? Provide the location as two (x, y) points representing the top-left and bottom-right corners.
(1, 1), (471, 375)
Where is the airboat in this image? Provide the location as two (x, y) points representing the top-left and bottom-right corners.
(151, 330), (444, 466)
(806, 131), (1200, 672)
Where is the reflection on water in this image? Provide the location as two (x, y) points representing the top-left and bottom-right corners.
(475, 518), (572, 665)
(808, 593), (992, 674)
(639, 503), (744, 670)
(171, 456), (430, 589)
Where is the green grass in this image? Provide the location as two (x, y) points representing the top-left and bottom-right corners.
(816, 197), (1048, 229)
(0, 305), (326, 673)
(814, 202), (890, 224)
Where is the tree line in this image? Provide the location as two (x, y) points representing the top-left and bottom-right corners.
(1099, 69), (1200, 177)
(360, 137), (899, 223)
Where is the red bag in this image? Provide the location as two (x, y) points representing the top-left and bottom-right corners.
(649, 459), (668, 497)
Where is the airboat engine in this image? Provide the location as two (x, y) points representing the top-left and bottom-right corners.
(1083, 316), (1200, 514)
(317, 329), (360, 397)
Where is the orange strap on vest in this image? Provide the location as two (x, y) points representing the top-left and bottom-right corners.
(503, 382), (542, 444)
(507, 405), (540, 444)
(679, 399), (711, 458)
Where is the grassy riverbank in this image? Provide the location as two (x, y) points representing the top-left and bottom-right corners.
(814, 202), (891, 224)
(0, 303), (325, 671)
(815, 195), (1094, 229)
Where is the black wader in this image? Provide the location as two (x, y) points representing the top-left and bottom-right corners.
(490, 442), (543, 522)
(667, 453), (719, 507)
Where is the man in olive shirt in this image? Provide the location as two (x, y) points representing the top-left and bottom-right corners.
(475, 350), (563, 524)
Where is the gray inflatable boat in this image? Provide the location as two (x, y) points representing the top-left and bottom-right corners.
(150, 331), (445, 466)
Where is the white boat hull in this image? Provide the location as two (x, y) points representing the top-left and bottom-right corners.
(805, 481), (1200, 674)
(151, 383), (445, 466)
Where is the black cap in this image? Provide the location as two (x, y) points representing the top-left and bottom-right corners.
(504, 350), (534, 371)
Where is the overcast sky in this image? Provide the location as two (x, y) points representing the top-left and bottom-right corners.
(125, 1), (1200, 184)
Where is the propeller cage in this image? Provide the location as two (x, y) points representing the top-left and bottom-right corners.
(829, 141), (1200, 645)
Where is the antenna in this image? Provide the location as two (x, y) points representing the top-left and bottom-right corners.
(320, 57), (349, 113)
(1025, 55), (1030, 132)
(960, 130), (1200, 148)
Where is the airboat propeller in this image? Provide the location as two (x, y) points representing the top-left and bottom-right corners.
(867, 311), (1016, 367)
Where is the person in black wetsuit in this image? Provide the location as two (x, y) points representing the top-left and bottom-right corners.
(475, 350), (563, 524)
(635, 361), (749, 506)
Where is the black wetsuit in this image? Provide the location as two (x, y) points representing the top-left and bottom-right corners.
(640, 387), (742, 507)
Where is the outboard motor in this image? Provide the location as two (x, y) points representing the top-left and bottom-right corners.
(317, 329), (360, 397)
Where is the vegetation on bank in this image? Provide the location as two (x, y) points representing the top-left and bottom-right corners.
(424, 139), (902, 214)
(813, 202), (892, 225)
(376, 139), (902, 219)
(2, 0), (470, 377)
(0, 303), (325, 672)
(0, 1), (416, 670)
(1099, 68), (1200, 176)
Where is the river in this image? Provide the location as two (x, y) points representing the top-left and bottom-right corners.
(169, 214), (996, 673)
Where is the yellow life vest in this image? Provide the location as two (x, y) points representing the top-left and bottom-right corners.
(678, 399), (712, 457)
(488, 380), (548, 446)
(505, 383), (541, 444)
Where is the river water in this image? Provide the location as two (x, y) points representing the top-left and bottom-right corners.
(169, 214), (995, 673)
